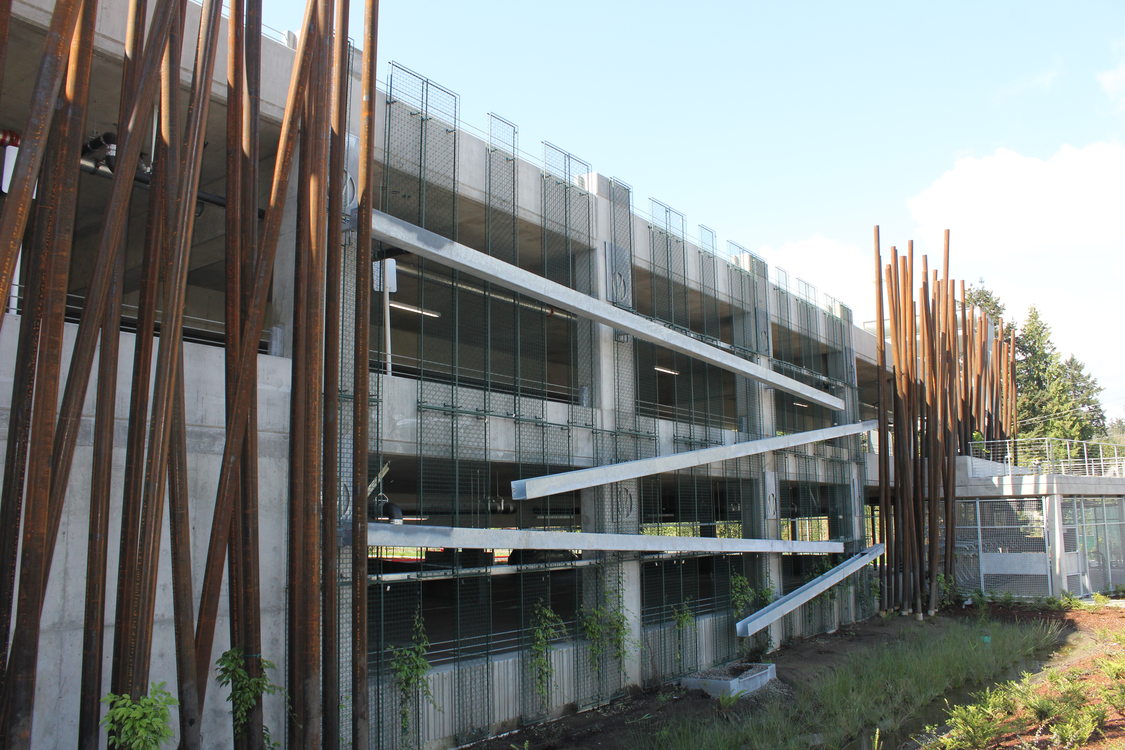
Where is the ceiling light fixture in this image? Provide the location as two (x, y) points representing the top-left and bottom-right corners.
(653, 366), (680, 375)
(388, 301), (440, 318)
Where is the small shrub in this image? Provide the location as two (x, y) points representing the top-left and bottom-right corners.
(935, 700), (1006, 749)
(1101, 654), (1125, 680)
(100, 682), (178, 750)
(1051, 704), (1105, 748)
(1093, 592), (1111, 606)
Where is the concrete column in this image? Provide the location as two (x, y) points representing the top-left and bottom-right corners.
(761, 467), (783, 648)
(1047, 493), (1065, 597)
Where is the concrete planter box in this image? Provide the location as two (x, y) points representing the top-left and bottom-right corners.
(680, 662), (776, 699)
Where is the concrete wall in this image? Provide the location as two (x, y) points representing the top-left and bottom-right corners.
(0, 321), (291, 748)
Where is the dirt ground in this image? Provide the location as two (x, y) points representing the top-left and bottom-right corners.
(466, 604), (1125, 750)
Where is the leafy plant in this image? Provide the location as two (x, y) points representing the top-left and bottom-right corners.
(933, 700), (1006, 749)
(580, 601), (630, 676)
(216, 648), (285, 748)
(1101, 654), (1125, 680)
(730, 573), (755, 617)
(100, 682), (178, 750)
(1050, 704), (1105, 748)
(388, 609), (438, 739)
(1093, 592), (1111, 606)
(530, 600), (566, 705)
(672, 601), (694, 668)
(716, 690), (747, 712)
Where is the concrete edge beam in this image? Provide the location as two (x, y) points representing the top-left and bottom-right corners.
(512, 420), (877, 500)
(367, 523), (845, 555)
(370, 210), (846, 411)
(735, 544), (885, 637)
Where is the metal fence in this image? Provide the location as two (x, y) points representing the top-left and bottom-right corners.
(970, 438), (1125, 477)
(955, 496), (1125, 598)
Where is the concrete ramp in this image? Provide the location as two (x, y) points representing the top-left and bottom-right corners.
(735, 544), (885, 637)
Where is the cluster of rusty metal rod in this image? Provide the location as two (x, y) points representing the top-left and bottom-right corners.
(0, 0), (379, 746)
(873, 227), (1017, 618)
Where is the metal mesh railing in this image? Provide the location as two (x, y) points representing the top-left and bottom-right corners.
(969, 438), (1125, 477)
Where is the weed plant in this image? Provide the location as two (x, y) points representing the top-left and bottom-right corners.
(629, 618), (1060, 750)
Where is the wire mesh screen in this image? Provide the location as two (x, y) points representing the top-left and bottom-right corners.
(954, 498), (1051, 598)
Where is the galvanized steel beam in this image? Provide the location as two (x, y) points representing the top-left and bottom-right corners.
(512, 421), (876, 500)
(369, 211), (846, 411)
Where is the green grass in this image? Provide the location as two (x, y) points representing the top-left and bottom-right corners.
(630, 618), (1061, 750)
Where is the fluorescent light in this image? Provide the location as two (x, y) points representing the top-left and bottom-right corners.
(653, 366), (679, 375)
(794, 402), (808, 408)
(388, 301), (440, 318)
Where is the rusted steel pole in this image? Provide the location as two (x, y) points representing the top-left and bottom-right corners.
(291, 0), (329, 736)
(110, 0), (183, 701)
(225, 3), (248, 726)
(0, 0), (95, 740)
(321, 0), (351, 740)
(79, 0), (146, 732)
(129, 0), (225, 698)
(0, 0), (12, 111)
(237, 0), (266, 743)
(42, 1), (177, 628)
(194, 0), (319, 706)
(873, 227), (889, 613)
(0, 0), (83, 341)
(0, 219), (44, 679)
(288, 88), (314, 743)
(353, 2), (379, 745)
(169, 353), (203, 749)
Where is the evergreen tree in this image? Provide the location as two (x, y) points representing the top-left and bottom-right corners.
(1014, 306), (1105, 440)
(965, 281), (1009, 335)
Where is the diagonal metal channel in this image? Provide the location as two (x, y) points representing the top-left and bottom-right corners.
(512, 420), (876, 500)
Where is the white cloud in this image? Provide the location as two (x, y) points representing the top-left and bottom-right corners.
(1097, 62), (1125, 109)
(907, 143), (1125, 420)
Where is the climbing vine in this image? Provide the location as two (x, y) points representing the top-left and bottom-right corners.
(672, 600), (695, 669)
(579, 602), (629, 676)
(388, 609), (438, 740)
(216, 648), (286, 748)
(730, 573), (755, 617)
(529, 600), (567, 705)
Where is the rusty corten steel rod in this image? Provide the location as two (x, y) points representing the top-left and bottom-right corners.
(194, 0), (319, 706)
(110, 0), (183, 700)
(0, 0), (95, 740)
(0, 0), (83, 343)
(0, 218), (44, 680)
(82, 0), (146, 726)
(237, 0), (266, 743)
(353, 2), (380, 745)
(41, 1), (178, 648)
(873, 227), (889, 613)
(321, 0), (351, 739)
(223, 3), (251, 744)
(290, 0), (330, 732)
(129, 0), (225, 696)
(288, 91), (314, 742)
(0, 0), (12, 112)
(169, 353), (202, 749)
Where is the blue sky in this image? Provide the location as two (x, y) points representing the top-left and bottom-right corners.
(268, 1), (1125, 420)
